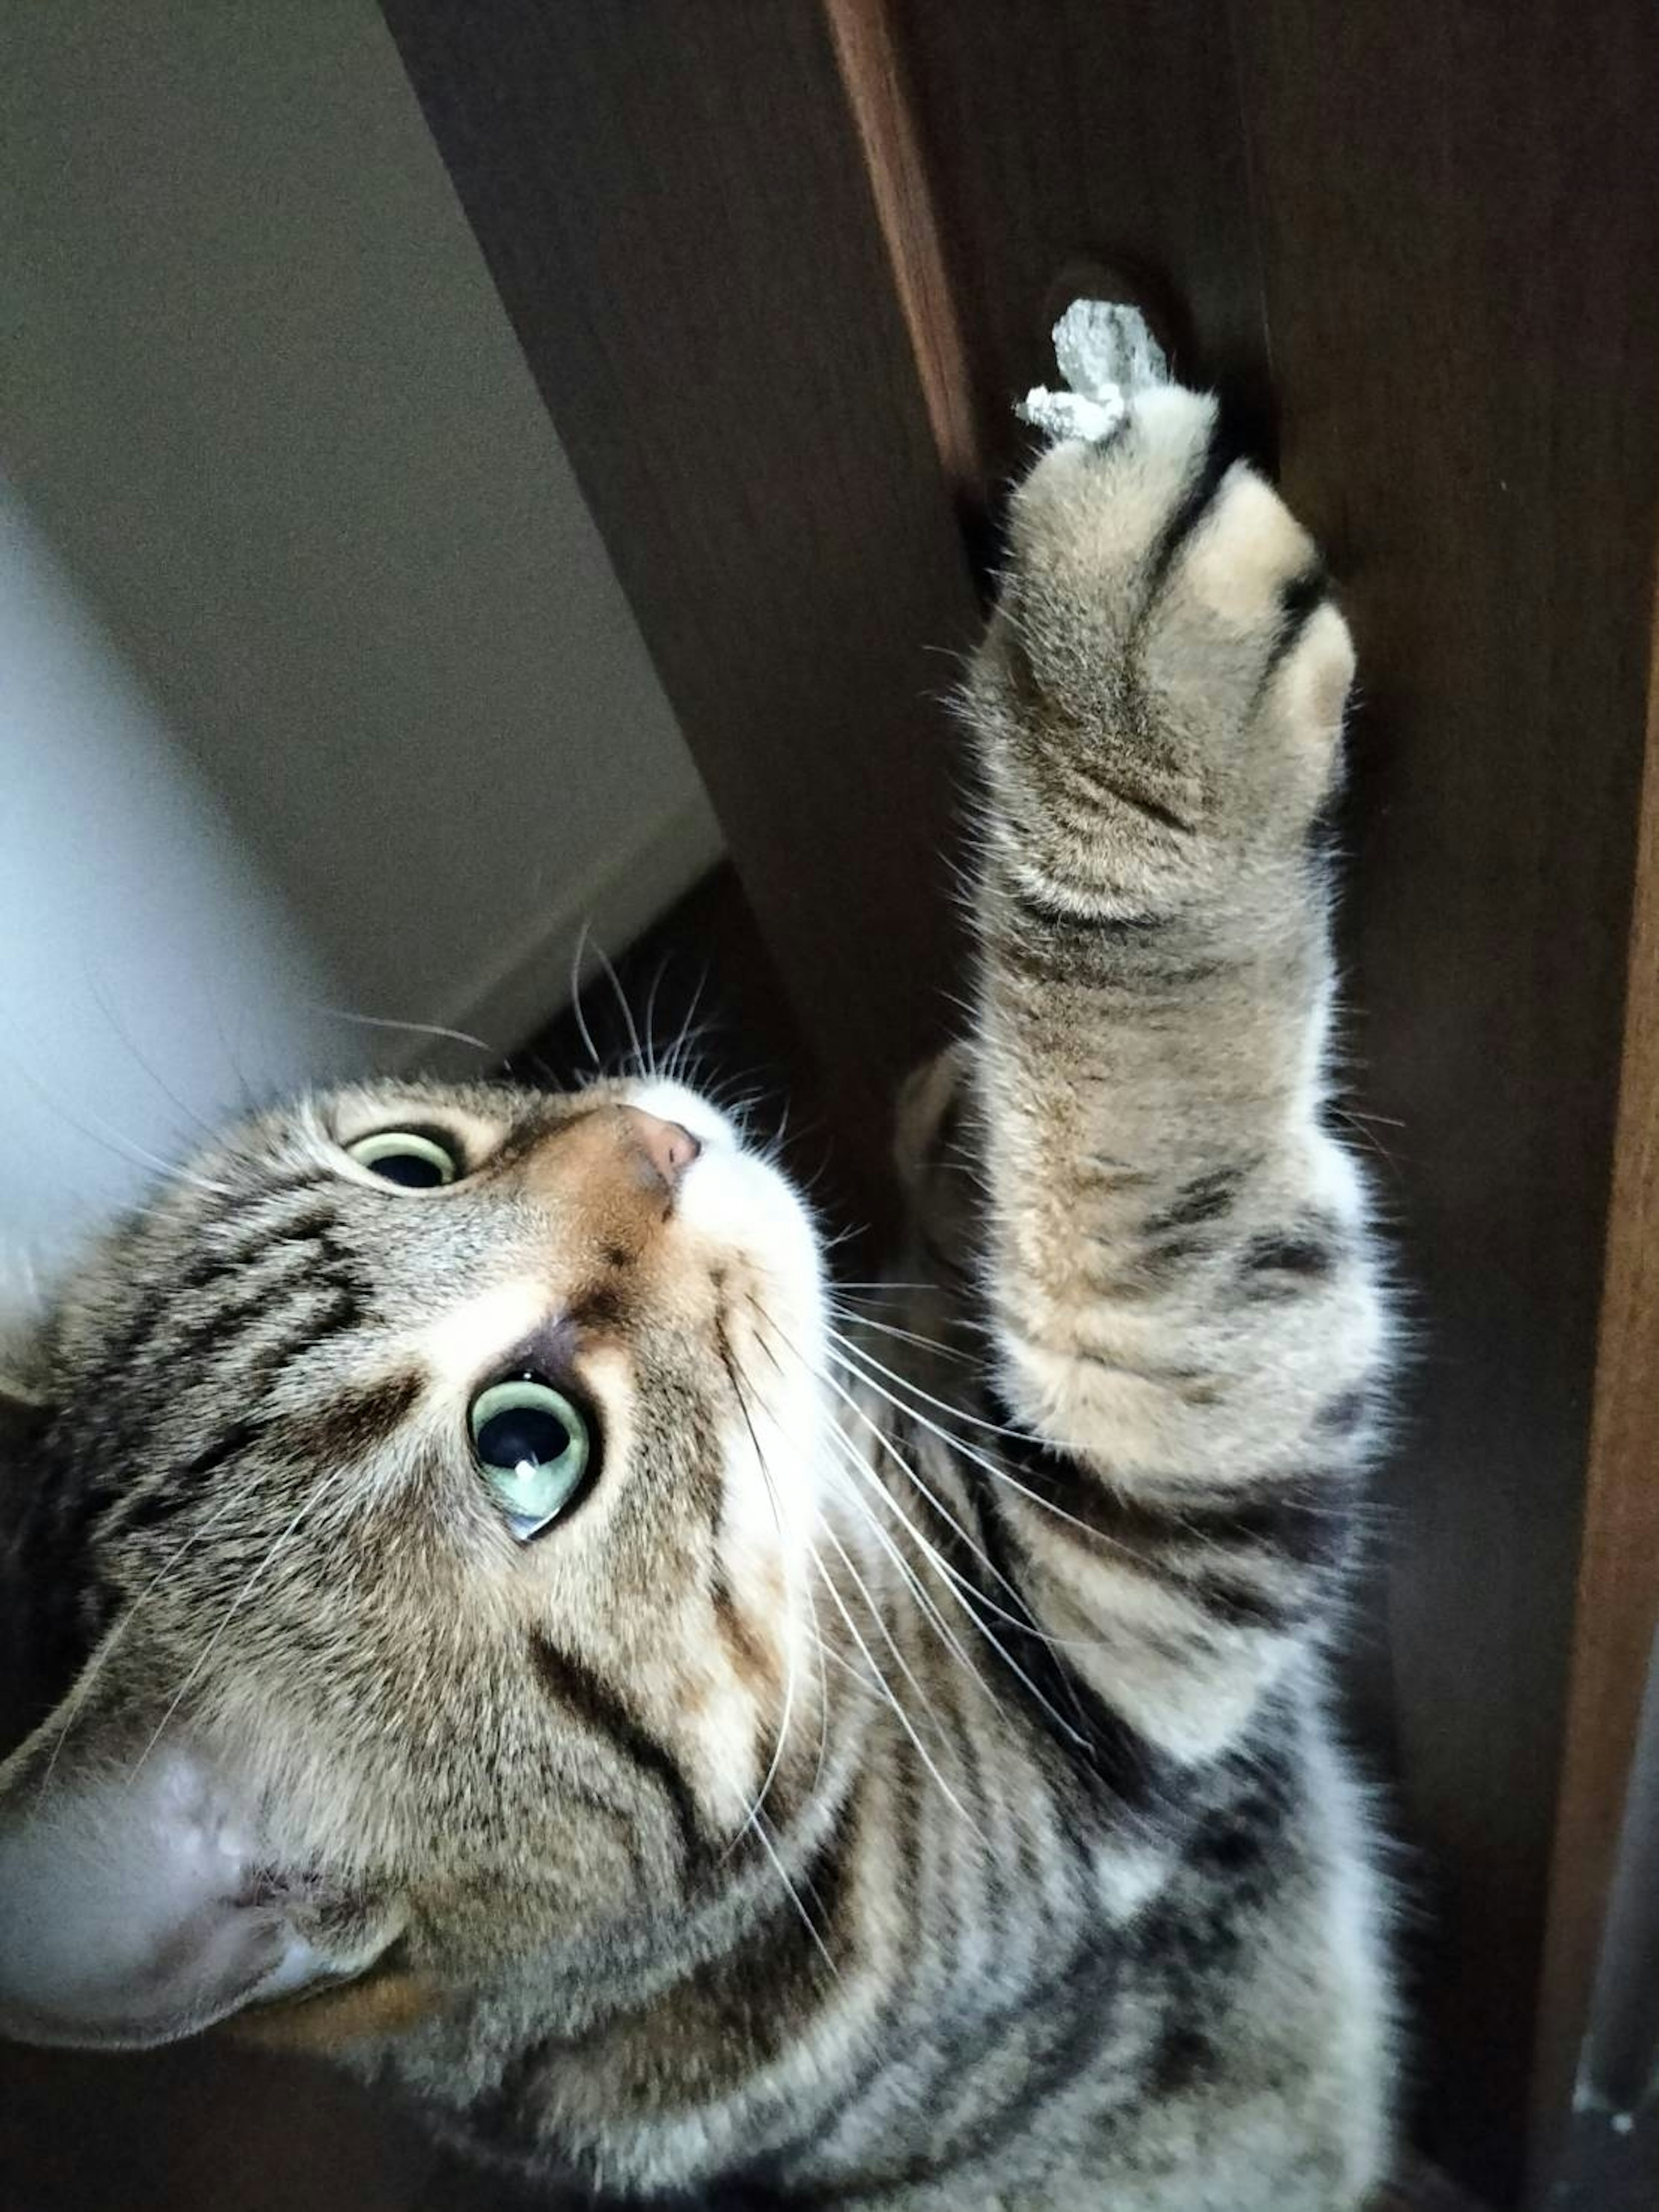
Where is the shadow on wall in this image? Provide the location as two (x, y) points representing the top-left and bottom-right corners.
(0, 490), (572, 2210)
(0, 489), (346, 1271)
(0, 0), (721, 1260)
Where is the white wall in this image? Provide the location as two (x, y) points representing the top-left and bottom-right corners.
(0, 0), (718, 1088)
(0, 492), (340, 1260)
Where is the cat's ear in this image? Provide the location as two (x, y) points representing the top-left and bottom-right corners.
(0, 1660), (400, 2050)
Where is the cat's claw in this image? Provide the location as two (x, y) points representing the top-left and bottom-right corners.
(1017, 298), (1170, 446)
(1017, 384), (1128, 446)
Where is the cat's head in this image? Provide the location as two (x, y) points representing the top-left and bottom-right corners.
(0, 1076), (830, 2050)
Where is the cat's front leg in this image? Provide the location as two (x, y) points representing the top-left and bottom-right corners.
(963, 383), (1388, 1762)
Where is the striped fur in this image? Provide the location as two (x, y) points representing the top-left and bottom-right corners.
(0, 385), (1394, 2206)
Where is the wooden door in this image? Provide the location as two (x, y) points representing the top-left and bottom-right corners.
(382, 4), (1659, 2199)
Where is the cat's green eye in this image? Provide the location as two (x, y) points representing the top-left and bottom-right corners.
(469, 1379), (591, 1540)
(347, 1130), (458, 1189)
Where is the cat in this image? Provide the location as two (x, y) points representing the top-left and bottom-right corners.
(0, 377), (1393, 2209)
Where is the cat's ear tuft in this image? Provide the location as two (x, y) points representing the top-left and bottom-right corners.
(0, 1661), (398, 2050)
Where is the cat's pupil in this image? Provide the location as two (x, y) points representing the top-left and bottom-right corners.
(368, 1150), (449, 1189)
(475, 1405), (570, 1470)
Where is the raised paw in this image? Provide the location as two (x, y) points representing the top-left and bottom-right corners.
(970, 388), (1354, 915)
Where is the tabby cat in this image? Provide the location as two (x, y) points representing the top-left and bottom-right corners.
(0, 376), (1393, 2208)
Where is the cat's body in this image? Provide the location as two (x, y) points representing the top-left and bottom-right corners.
(0, 382), (1393, 2208)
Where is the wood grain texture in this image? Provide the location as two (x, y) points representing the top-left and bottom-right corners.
(824, 0), (982, 497)
(893, 0), (1274, 480)
(1228, 3), (1659, 2193)
(1530, 582), (1659, 2198)
(888, 0), (1659, 2196)
(380, 1), (1659, 2193)
(380, 0), (979, 1206)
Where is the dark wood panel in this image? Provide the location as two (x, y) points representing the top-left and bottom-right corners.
(1230, 4), (1659, 2196)
(382, 3), (1659, 2196)
(890, 0), (1659, 2197)
(894, 0), (1273, 479)
(381, 0), (979, 1208)
(825, 0), (981, 499)
(1531, 607), (1659, 2199)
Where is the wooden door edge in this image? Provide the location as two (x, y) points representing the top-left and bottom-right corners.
(1527, 528), (1659, 2199)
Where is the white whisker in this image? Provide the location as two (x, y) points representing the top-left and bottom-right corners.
(815, 1402), (1096, 1738)
(810, 1541), (966, 1818)
(594, 940), (645, 1073)
(751, 1807), (839, 1979)
(827, 1335), (1134, 1559)
(828, 1329), (1028, 1440)
(124, 1457), (354, 1786)
(829, 1311), (974, 1367)
(307, 1003), (492, 1053)
(817, 1431), (1005, 1722)
(755, 1314), (1096, 1740)
(569, 921), (601, 1069)
(1, 1046), (237, 1197)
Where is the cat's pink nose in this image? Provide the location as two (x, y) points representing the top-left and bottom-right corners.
(626, 1108), (701, 1189)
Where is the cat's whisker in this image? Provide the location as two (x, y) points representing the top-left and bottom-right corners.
(124, 1458), (353, 1787)
(754, 1314), (1109, 1720)
(200, 986), (261, 1114)
(661, 969), (712, 1088)
(1, 1044), (240, 1198)
(803, 1415), (967, 1728)
(813, 1426), (992, 1728)
(816, 1400), (1102, 1721)
(84, 968), (228, 1147)
(749, 1311), (1097, 1730)
(714, 1321), (840, 1867)
(826, 1335), (1137, 1558)
(814, 1388), (1030, 1656)
(307, 1004), (493, 1054)
(1327, 1101), (1408, 1181)
(810, 1539), (966, 1820)
(516, 1052), (572, 1094)
(826, 1330), (1030, 1442)
(801, 1545), (833, 1804)
(709, 1084), (768, 1126)
(826, 1310), (974, 1368)
(639, 958), (672, 1083)
(805, 1625), (885, 1698)
(568, 920), (603, 1069)
(592, 941), (646, 1075)
(708, 1318), (843, 1962)
(750, 1804), (839, 1980)
(717, 1346), (803, 1860)
(782, 1321), (1099, 1655)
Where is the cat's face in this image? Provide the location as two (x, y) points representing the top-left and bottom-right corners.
(0, 1076), (830, 2050)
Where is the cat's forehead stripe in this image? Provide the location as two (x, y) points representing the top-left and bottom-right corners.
(278, 1371), (425, 1472)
